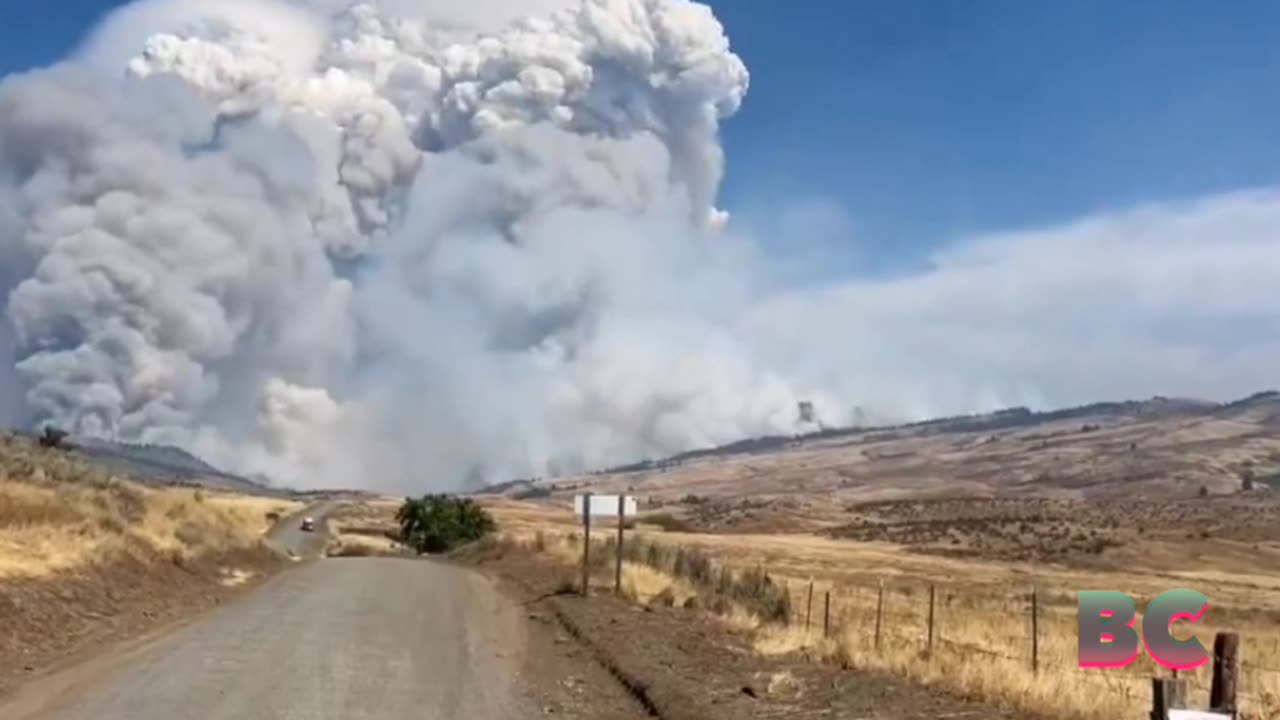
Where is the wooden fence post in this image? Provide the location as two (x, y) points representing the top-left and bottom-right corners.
(823, 590), (831, 638)
(805, 580), (814, 631)
(1210, 632), (1239, 715)
(581, 492), (592, 597)
(927, 584), (936, 656)
(1031, 587), (1039, 674)
(875, 579), (885, 651)
(1150, 677), (1187, 720)
(614, 495), (625, 595)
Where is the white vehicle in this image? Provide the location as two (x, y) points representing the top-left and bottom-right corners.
(300, 516), (316, 532)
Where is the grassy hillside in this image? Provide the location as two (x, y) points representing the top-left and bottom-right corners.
(12, 429), (284, 496)
(0, 432), (301, 579)
(538, 391), (1280, 512)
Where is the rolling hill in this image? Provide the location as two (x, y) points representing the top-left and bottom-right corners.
(529, 390), (1280, 509)
(12, 430), (285, 496)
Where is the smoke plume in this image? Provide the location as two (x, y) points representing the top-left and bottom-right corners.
(0, 0), (836, 490)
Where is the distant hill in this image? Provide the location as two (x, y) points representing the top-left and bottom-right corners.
(583, 393), (1245, 478)
(14, 430), (286, 496)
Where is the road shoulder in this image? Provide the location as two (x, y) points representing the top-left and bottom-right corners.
(460, 550), (664, 719)
(461, 541), (1035, 720)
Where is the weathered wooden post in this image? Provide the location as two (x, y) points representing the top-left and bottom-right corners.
(614, 494), (625, 595)
(875, 579), (885, 651)
(1150, 677), (1188, 720)
(1210, 632), (1240, 716)
(1031, 587), (1039, 674)
(805, 580), (814, 631)
(823, 590), (831, 639)
(927, 584), (936, 656)
(581, 492), (592, 597)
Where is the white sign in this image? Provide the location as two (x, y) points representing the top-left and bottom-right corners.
(1169, 711), (1233, 720)
(574, 494), (637, 518)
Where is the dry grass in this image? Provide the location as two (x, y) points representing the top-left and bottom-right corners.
(322, 500), (405, 557)
(0, 433), (302, 579)
(324, 532), (401, 557)
(539, 396), (1280, 507)
(483, 499), (1280, 720)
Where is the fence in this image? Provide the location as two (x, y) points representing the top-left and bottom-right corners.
(551, 526), (1280, 720)
(784, 576), (1280, 719)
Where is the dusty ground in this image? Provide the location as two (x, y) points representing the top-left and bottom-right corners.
(0, 546), (287, 699)
(462, 541), (1032, 720)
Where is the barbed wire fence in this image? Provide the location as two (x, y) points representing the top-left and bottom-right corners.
(784, 576), (1280, 718)
(553, 521), (1279, 717)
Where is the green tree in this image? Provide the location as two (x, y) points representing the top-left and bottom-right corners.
(396, 494), (496, 554)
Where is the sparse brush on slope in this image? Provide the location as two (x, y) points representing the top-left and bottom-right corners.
(396, 495), (496, 554)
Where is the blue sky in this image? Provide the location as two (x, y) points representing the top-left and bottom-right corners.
(4, 1), (1280, 274)
(707, 1), (1280, 273)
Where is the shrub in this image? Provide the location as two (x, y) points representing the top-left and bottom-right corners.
(38, 426), (68, 449)
(396, 494), (496, 554)
(643, 512), (695, 533)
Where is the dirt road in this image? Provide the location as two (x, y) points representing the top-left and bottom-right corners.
(2, 503), (646, 720)
(264, 499), (340, 559)
(8, 557), (540, 720)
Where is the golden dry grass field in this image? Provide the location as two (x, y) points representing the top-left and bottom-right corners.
(461, 394), (1280, 718)
(0, 433), (303, 580)
(469, 493), (1280, 720)
(322, 499), (406, 557)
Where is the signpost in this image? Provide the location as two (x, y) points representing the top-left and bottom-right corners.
(574, 493), (638, 597)
(573, 494), (638, 517)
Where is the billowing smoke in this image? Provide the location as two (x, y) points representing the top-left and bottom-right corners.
(0, 0), (839, 490)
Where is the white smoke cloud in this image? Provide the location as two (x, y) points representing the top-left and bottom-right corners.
(0, 0), (795, 490)
(2, 0), (1277, 493)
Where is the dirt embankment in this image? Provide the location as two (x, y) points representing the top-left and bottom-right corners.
(0, 433), (302, 698)
(0, 546), (287, 697)
(460, 541), (1031, 720)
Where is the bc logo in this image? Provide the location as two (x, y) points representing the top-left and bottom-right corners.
(1077, 590), (1210, 670)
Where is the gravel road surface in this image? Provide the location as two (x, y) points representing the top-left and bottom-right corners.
(4, 501), (546, 720)
(13, 557), (534, 720)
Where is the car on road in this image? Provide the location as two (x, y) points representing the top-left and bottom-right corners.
(300, 516), (316, 532)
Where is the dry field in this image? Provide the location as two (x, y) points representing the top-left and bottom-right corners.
(470, 492), (1280, 720)
(0, 433), (303, 579)
(323, 499), (407, 557)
